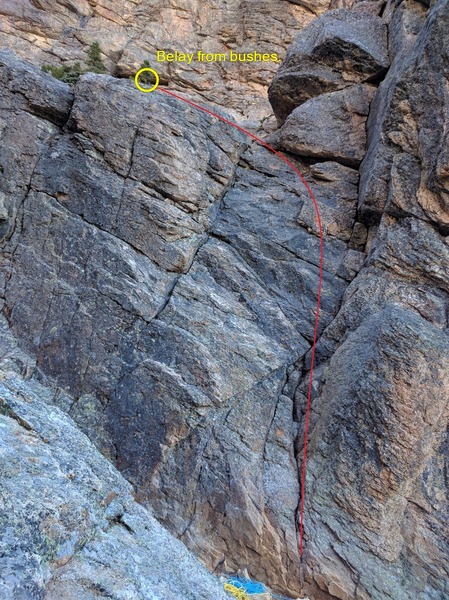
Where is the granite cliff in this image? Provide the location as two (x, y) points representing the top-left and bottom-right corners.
(0, 0), (448, 599)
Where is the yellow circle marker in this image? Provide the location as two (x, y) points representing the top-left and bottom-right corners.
(134, 67), (160, 93)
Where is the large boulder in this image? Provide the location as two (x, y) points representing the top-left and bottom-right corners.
(269, 9), (389, 123)
(278, 84), (376, 166)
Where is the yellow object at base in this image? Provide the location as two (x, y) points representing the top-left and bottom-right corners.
(224, 582), (250, 599)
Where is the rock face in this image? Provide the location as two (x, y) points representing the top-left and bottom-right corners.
(358, 0), (449, 230)
(1, 45), (360, 590)
(305, 303), (449, 600)
(0, 48), (359, 597)
(268, 9), (389, 124)
(279, 84), (376, 166)
(0, 0), (449, 599)
(279, 1), (449, 599)
(0, 371), (230, 600)
(0, 0), (326, 122)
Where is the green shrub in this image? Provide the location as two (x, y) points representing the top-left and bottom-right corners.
(86, 41), (107, 74)
(42, 62), (83, 84)
(137, 60), (156, 86)
(42, 42), (106, 83)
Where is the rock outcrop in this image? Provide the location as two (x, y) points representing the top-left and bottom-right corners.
(1, 0), (448, 599)
(268, 9), (389, 124)
(0, 0), (327, 122)
(358, 0), (449, 230)
(272, 1), (449, 599)
(0, 48), (360, 597)
(0, 370), (230, 600)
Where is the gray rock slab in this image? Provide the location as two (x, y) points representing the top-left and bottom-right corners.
(278, 84), (376, 167)
(0, 373), (230, 600)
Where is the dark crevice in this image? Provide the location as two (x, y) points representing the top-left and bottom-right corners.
(109, 513), (134, 534)
(0, 399), (33, 431)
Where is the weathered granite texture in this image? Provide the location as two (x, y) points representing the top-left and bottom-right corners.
(0, 0), (324, 122)
(0, 0), (448, 598)
(0, 48), (362, 597)
(0, 371), (231, 599)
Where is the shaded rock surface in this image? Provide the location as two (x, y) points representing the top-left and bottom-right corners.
(1, 0), (449, 599)
(0, 371), (230, 600)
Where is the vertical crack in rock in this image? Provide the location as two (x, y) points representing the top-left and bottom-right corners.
(272, 2), (449, 599)
(1, 1), (449, 599)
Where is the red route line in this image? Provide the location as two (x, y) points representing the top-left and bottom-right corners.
(157, 86), (324, 559)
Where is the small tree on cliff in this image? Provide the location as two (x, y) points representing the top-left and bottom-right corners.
(138, 60), (156, 86)
(86, 42), (107, 74)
